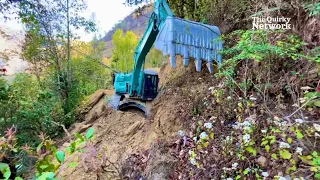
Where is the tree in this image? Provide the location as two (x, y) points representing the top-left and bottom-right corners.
(19, 0), (96, 113)
(146, 47), (164, 68)
(111, 29), (139, 72)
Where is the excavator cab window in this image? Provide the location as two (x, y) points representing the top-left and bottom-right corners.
(142, 72), (158, 100)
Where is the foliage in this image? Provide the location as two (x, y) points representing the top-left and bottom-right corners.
(0, 74), (66, 146)
(1, 0), (109, 149)
(19, 0), (96, 115)
(70, 41), (111, 96)
(111, 29), (139, 72)
(0, 126), (28, 179)
(145, 47), (165, 68)
(165, 9), (319, 178)
(0, 126), (98, 179)
(304, 2), (320, 17)
(216, 30), (319, 89)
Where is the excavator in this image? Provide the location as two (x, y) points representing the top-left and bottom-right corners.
(108, 0), (223, 116)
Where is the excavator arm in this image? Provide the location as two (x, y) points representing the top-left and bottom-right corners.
(116, 0), (174, 98)
(111, 0), (223, 115)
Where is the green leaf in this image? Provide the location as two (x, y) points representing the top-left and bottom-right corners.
(314, 100), (320, 107)
(243, 169), (249, 175)
(0, 163), (10, 179)
(85, 127), (94, 140)
(265, 145), (270, 152)
(271, 153), (278, 160)
(315, 173), (320, 179)
(246, 146), (257, 156)
(270, 136), (276, 144)
(311, 166), (318, 172)
(40, 165), (48, 169)
(4, 170), (11, 179)
(75, 133), (85, 142)
(37, 172), (55, 180)
(280, 150), (292, 159)
(312, 151), (318, 157)
(55, 151), (65, 164)
(68, 162), (78, 168)
(305, 92), (316, 99)
(36, 142), (43, 152)
(287, 137), (293, 144)
(210, 133), (214, 139)
(296, 130), (304, 139)
(203, 142), (209, 148)
(0, 163), (9, 170)
(261, 140), (268, 146)
(15, 177), (23, 180)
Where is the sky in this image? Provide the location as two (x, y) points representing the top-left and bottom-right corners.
(0, 0), (142, 41)
(81, 0), (139, 41)
(0, 0), (145, 74)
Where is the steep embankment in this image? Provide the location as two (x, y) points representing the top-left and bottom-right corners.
(55, 56), (213, 179)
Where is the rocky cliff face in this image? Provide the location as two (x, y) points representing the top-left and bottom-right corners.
(0, 27), (28, 75)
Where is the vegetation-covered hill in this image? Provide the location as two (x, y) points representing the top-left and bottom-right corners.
(100, 5), (152, 58)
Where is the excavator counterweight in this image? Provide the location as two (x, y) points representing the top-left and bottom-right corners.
(107, 0), (223, 116)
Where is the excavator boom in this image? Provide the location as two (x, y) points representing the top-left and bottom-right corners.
(110, 0), (223, 116)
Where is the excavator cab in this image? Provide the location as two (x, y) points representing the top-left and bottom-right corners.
(141, 69), (159, 101)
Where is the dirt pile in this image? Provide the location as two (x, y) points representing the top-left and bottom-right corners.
(55, 56), (213, 180)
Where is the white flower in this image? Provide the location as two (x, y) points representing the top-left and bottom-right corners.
(244, 126), (251, 131)
(232, 124), (240, 130)
(190, 158), (197, 165)
(226, 136), (232, 142)
(204, 122), (213, 129)
(208, 87), (214, 91)
(178, 130), (184, 137)
(193, 136), (198, 142)
(245, 168), (251, 172)
(242, 120), (251, 126)
(200, 132), (208, 139)
(314, 124), (320, 132)
(295, 119), (304, 124)
(232, 162), (238, 169)
(227, 96), (232, 100)
(261, 129), (267, 133)
(296, 147), (303, 155)
(280, 121), (288, 126)
(249, 96), (257, 101)
(262, 171), (269, 177)
(279, 142), (290, 149)
(226, 178), (233, 180)
(243, 134), (251, 143)
(278, 176), (286, 180)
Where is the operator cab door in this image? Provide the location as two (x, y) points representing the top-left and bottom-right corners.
(142, 73), (158, 100)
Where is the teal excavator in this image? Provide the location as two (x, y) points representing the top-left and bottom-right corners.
(108, 0), (223, 116)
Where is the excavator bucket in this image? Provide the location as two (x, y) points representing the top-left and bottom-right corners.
(155, 16), (223, 73)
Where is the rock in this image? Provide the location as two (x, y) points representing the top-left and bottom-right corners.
(62, 142), (70, 147)
(256, 156), (267, 167)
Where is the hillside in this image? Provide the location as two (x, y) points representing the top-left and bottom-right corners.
(1, 0), (320, 180)
(100, 6), (152, 58)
